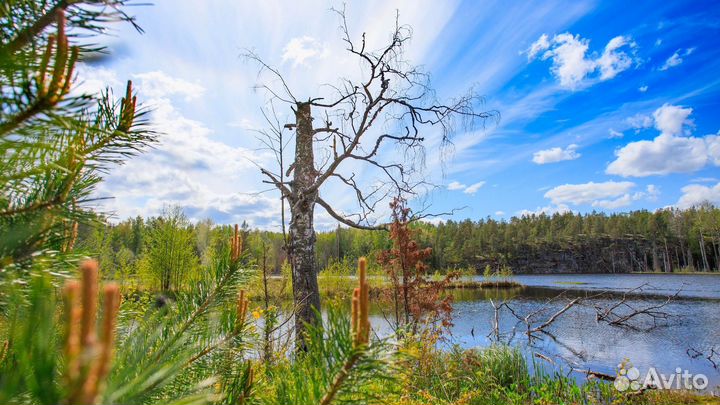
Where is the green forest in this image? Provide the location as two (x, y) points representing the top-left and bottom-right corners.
(81, 205), (720, 289)
(1, 1), (719, 405)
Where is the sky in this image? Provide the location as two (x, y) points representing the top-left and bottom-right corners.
(78, 0), (720, 230)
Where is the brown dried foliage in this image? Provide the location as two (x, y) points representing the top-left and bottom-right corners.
(377, 198), (457, 334)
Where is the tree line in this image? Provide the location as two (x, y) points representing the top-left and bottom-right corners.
(78, 204), (720, 289)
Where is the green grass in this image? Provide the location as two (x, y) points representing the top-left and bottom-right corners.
(397, 343), (719, 405)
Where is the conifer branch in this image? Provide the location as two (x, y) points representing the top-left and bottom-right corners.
(64, 260), (120, 405)
(320, 257), (372, 405)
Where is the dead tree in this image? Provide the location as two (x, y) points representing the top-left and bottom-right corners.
(592, 283), (679, 330)
(246, 8), (496, 347)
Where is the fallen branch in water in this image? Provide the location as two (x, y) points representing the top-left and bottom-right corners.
(687, 346), (720, 369)
(572, 368), (616, 382)
(593, 283), (681, 330)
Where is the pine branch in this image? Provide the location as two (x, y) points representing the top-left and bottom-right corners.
(3, 0), (74, 55)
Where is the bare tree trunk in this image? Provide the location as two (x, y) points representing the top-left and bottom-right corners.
(687, 246), (694, 271)
(288, 102), (321, 349)
(652, 241), (661, 272)
(700, 233), (710, 272)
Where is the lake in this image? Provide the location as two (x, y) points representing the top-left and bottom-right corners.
(368, 273), (720, 390)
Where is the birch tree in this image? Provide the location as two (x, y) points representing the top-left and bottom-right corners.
(248, 9), (497, 346)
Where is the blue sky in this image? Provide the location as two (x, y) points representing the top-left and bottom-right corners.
(79, 0), (720, 229)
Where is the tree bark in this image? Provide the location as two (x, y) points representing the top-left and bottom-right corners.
(288, 102), (321, 349)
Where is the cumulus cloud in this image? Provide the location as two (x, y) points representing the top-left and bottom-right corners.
(659, 47), (695, 71)
(639, 85), (648, 92)
(133, 71), (205, 101)
(607, 135), (709, 177)
(652, 104), (693, 136)
(527, 33), (637, 88)
(596, 35), (635, 80)
(73, 64), (122, 96)
(532, 144), (581, 164)
(464, 181), (486, 195)
(676, 182), (720, 208)
(545, 181), (636, 208)
(282, 36), (329, 67)
(538, 182), (658, 210)
(607, 104), (718, 177)
(495, 211), (505, 216)
(93, 70), (278, 226)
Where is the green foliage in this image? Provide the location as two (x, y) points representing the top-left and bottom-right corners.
(261, 307), (399, 405)
(0, 0), (154, 281)
(81, 206), (720, 283)
(0, 275), (61, 405)
(483, 264), (493, 280)
(142, 207), (201, 291)
(0, 232), (254, 404)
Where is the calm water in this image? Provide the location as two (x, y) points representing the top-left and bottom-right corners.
(369, 273), (720, 389)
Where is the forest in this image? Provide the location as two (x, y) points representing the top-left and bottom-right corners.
(1, 1), (719, 405)
(80, 205), (720, 289)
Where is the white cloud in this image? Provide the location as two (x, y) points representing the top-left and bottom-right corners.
(676, 182), (720, 208)
(607, 134), (708, 177)
(533, 182), (657, 211)
(132, 71), (204, 101)
(539, 33), (595, 88)
(73, 64), (122, 96)
(518, 204), (571, 217)
(597, 35), (636, 80)
(626, 113), (653, 131)
(639, 85), (648, 92)
(93, 70), (278, 226)
(463, 181), (486, 195)
(645, 184), (660, 201)
(528, 32), (638, 89)
(281, 36), (329, 67)
(660, 47), (695, 71)
(707, 135), (720, 165)
(652, 103), (693, 136)
(447, 180), (485, 194)
(607, 104), (718, 177)
(660, 51), (682, 71)
(447, 181), (485, 195)
(532, 144), (581, 164)
(447, 181), (466, 191)
(609, 129), (624, 139)
(495, 210), (505, 216)
(526, 33), (551, 60)
(544, 181), (636, 207)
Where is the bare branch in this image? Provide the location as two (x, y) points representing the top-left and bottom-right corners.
(316, 197), (388, 231)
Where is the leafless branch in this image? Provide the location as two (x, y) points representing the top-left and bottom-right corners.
(593, 283), (680, 330)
